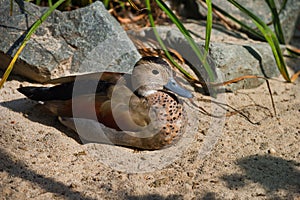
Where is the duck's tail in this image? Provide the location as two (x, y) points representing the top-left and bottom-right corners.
(18, 86), (51, 101)
(18, 79), (114, 101)
(17, 83), (74, 101)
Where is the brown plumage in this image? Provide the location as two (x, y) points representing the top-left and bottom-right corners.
(18, 56), (192, 150)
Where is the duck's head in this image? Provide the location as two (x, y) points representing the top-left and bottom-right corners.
(131, 57), (193, 99)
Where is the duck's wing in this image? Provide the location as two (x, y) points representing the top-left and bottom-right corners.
(43, 85), (151, 132)
(17, 72), (124, 101)
(18, 74), (151, 132)
(45, 72), (124, 84)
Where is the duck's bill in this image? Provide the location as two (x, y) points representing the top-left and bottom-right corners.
(164, 77), (193, 98)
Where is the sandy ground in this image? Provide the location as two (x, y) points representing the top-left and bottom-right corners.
(0, 61), (299, 200)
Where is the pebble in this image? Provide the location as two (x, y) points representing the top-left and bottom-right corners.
(187, 171), (194, 177)
(268, 148), (276, 154)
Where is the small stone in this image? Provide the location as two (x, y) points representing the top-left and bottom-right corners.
(69, 183), (77, 188)
(187, 171), (194, 177)
(268, 148), (276, 154)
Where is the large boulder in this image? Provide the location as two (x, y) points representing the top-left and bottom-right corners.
(0, 1), (141, 82)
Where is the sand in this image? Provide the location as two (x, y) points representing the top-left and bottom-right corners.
(0, 64), (299, 200)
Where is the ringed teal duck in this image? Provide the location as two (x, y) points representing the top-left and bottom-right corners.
(18, 56), (193, 150)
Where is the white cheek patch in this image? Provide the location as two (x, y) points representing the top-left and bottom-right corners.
(142, 90), (157, 97)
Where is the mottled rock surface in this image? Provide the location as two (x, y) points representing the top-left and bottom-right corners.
(198, 0), (300, 43)
(0, 1), (141, 82)
(131, 26), (281, 90)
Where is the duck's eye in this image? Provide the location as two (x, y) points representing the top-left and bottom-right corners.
(152, 69), (159, 75)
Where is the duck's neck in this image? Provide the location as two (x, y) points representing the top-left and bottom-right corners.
(140, 89), (157, 97)
(135, 85), (160, 98)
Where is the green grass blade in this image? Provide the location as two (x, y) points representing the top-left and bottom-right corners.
(278, 0), (288, 14)
(205, 0), (212, 52)
(227, 0), (290, 82)
(211, 3), (265, 40)
(0, 0), (67, 88)
(154, 0), (215, 82)
(36, 0), (41, 6)
(145, 0), (194, 80)
(10, 0), (13, 15)
(103, 0), (110, 8)
(265, 0), (285, 44)
(48, 0), (53, 7)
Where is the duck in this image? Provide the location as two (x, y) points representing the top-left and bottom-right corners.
(18, 56), (193, 150)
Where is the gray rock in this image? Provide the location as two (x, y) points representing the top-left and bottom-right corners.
(131, 26), (280, 91)
(0, 1), (141, 82)
(198, 0), (300, 43)
(209, 42), (280, 91)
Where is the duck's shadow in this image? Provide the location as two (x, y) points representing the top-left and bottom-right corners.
(1, 98), (82, 144)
